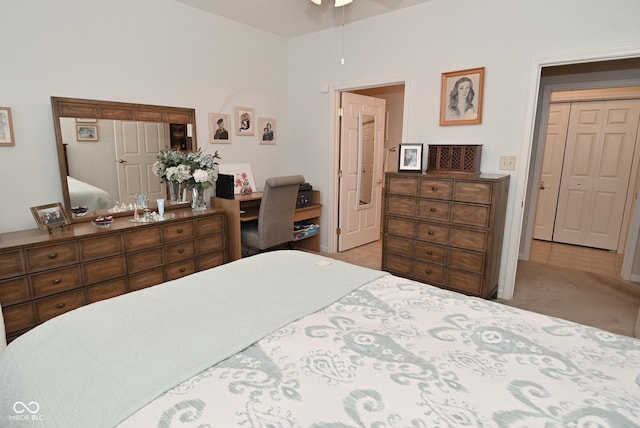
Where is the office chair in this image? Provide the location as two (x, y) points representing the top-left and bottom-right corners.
(241, 175), (305, 256)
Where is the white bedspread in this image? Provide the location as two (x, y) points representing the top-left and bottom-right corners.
(67, 176), (116, 209)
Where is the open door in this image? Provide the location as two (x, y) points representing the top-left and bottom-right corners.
(337, 92), (386, 251)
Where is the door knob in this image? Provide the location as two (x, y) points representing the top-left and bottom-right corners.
(539, 181), (545, 190)
(117, 159), (127, 163)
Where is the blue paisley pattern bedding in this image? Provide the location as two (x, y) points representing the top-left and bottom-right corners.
(120, 275), (640, 427)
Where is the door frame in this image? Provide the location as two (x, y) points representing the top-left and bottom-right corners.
(505, 45), (640, 300)
(328, 75), (410, 253)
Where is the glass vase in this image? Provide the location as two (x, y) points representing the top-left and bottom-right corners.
(191, 186), (207, 211)
(168, 181), (181, 204)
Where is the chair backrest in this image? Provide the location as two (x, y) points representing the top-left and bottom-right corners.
(256, 175), (305, 249)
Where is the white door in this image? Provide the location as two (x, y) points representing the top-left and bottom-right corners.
(338, 92), (386, 251)
(534, 103), (571, 240)
(114, 121), (169, 204)
(553, 100), (640, 250)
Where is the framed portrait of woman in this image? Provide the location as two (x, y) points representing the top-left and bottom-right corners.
(235, 106), (255, 136)
(398, 143), (423, 172)
(440, 67), (485, 126)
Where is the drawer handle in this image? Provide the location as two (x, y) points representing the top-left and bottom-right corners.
(179, 267), (186, 273)
(56, 303), (65, 309)
(431, 186), (438, 191)
(178, 249), (184, 254)
(424, 269), (432, 275)
(52, 278), (62, 284)
(48, 253), (58, 259)
(430, 207), (436, 212)
(177, 229), (183, 234)
(428, 231), (435, 235)
(426, 251), (433, 256)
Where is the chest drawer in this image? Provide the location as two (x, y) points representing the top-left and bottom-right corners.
(413, 261), (445, 284)
(0, 276), (30, 305)
(453, 181), (492, 204)
(31, 266), (82, 297)
(448, 248), (485, 273)
(127, 248), (164, 274)
(418, 178), (452, 200)
(165, 241), (196, 263)
(197, 234), (225, 254)
(0, 250), (26, 279)
(80, 234), (124, 261)
(125, 227), (162, 252)
(3, 303), (35, 333)
(198, 251), (225, 271)
(86, 278), (127, 303)
(165, 259), (196, 280)
(197, 215), (224, 236)
(446, 269), (482, 295)
(449, 227), (487, 252)
(383, 235), (413, 256)
(451, 203), (490, 227)
(383, 253), (412, 276)
(35, 289), (85, 323)
(83, 255), (127, 285)
(163, 221), (195, 243)
(414, 242), (446, 264)
(129, 267), (164, 291)
(387, 175), (417, 196)
(26, 242), (78, 272)
(417, 199), (450, 221)
(386, 195), (416, 217)
(416, 222), (449, 244)
(385, 216), (415, 238)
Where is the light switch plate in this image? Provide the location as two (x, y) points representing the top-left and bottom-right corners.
(499, 156), (516, 170)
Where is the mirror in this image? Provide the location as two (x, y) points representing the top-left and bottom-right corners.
(357, 112), (376, 207)
(51, 97), (197, 222)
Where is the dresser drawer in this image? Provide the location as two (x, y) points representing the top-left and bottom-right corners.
(453, 181), (492, 204)
(163, 221), (195, 243)
(414, 242), (446, 264)
(0, 250), (26, 279)
(165, 241), (196, 263)
(386, 195), (416, 217)
(413, 261), (445, 284)
(83, 255), (126, 285)
(448, 248), (485, 273)
(0, 276), (30, 305)
(385, 217), (415, 238)
(449, 227), (487, 252)
(382, 253), (412, 276)
(197, 215), (224, 236)
(197, 233), (225, 254)
(26, 242), (78, 272)
(165, 259), (196, 280)
(451, 203), (490, 227)
(383, 235), (413, 256)
(127, 248), (164, 274)
(31, 266), (82, 297)
(3, 302), (35, 333)
(417, 199), (450, 221)
(198, 251), (225, 271)
(86, 278), (127, 303)
(35, 289), (85, 323)
(387, 175), (417, 196)
(124, 227), (162, 252)
(418, 178), (452, 200)
(129, 267), (164, 291)
(80, 234), (124, 261)
(446, 269), (482, 295)
(416, 222), (449, 244)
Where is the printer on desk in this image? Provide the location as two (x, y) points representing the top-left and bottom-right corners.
(297, 182), (312, 208)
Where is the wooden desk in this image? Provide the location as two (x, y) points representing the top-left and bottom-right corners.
(212, 190), (321, 261)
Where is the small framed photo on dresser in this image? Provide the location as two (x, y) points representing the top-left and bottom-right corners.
(398, 143), (423, 172)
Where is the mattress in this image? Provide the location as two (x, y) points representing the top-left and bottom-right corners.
(1, 251), (640, 427)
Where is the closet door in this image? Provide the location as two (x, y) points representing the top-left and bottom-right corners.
(553, 100), (640, 250)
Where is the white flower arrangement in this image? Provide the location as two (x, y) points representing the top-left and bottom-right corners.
(152, 149), (221, 190)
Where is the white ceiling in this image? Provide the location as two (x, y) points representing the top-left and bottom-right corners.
(173, 0), (432, 38)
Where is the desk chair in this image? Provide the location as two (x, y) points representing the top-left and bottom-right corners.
(241, 175), (305, 256)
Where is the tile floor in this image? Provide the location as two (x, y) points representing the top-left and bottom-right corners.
(330, 238), (626, 282)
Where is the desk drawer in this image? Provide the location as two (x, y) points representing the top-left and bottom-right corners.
(31, 266), (82, 297)
(0, 250), (26, 279)
(197, 215), (224, 236)
(80, 234), (124, 261)
(166, 259), (196, 280)
(35, 289), (85, 323)
(83, 255), (126, 285)
(27, 242), (78, 272)
(0, 277), (30, 305)
(163, 221), (195, 243)
(165, 241), (196, 263)
(3, 302), (35, 333)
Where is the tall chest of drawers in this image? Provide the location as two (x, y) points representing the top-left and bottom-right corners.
(0, 208), (226, 343)
(383, 172), (509, 298)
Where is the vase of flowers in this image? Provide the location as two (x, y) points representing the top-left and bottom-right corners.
(152, 150), (190, 204)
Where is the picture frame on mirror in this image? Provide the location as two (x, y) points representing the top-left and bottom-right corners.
(76, 124), (99, 141)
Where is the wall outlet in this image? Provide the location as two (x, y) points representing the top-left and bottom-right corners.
(499, 156), (517, 170)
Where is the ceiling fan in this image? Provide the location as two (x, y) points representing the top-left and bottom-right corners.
(310, 0), (354, 7)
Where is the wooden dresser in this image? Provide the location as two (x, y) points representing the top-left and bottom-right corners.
(383, 172), (509, 298)
(0, 208), (226, 343)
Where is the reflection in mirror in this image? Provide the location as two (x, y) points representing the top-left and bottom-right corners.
(357, 113), (376, 207)
(51, 97), (197, 222)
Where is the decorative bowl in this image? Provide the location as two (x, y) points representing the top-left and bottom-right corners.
(71, 206), (89, 216)
(91, 216), (114, 229)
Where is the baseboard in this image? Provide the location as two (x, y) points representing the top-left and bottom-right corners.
(630, 274), (640, 283)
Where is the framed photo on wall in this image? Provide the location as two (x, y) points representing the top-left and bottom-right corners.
(76, 124), (98, 141)
(209, 113), (232, 144)
(440, 67), (485, 126)
(235, 106), (255, 136)
(398, 143), (423, 172)
(30, 202), (71, 230)
(258, 117), (276, 145)
(0, 106), (15, 146)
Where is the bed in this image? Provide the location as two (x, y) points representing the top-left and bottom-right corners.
(67, 175), (116, 210)
(1, 250), (640, 427)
